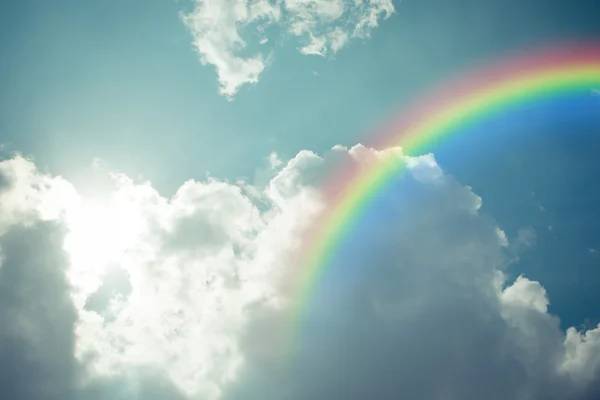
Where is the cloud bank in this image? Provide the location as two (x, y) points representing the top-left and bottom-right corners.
(181, 0), (395, 97)
(0, 147), (599, 399)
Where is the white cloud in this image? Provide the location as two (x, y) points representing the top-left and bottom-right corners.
(182, 0), (395, 96)
(0, 147), (599, 399)
(502, 275), (549, 314)
(285, 0), (394, 55)
(328, 27), (350, 53)
(0, 155), (78, 232)
(562, 325), (600, 382)
(267, 152), (283, 169)
(514, 226), (537, 250)
(182, 0), (281, 98)
(353, 0), (396, 38)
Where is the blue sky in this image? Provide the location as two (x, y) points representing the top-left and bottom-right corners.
(1, 0), (600, 399)
(2, 0), (599, 326)
(2, 0), (597, 191)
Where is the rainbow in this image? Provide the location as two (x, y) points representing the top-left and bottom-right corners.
(287, 42), (600, 352)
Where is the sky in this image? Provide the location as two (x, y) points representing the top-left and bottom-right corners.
(1, 0), (600, 399)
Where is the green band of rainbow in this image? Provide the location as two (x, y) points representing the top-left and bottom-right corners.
(287, 43), (600, 352)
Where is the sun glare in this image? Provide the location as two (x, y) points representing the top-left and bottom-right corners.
(63, 197), (144, 295)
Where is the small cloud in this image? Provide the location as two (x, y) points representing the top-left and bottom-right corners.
(299, 34), (328, 56)
(513, 227), (536, 249)
(181, 0), (281, 98)
(496, 228), (509, 247)
(328, 26), (349, 53)
(267, 152), (283, 170)
(331, 144), (347, 151)
(91, 157), (108, 172)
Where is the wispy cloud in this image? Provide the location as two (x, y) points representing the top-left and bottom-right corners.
(181, 0), (281, 98)
(182, 0), (395, 97)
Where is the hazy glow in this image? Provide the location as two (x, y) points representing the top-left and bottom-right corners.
(63, 196), (144, 297)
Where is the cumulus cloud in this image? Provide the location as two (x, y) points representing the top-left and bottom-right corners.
(182, 0), (395, 97)
(0, 147), (599, 400)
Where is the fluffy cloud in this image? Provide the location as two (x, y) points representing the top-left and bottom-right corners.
(182, 0), (395, 97)
(0, 148), (599, 400)
(181, 0), (281, 98)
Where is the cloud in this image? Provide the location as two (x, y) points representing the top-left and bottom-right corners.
(0, 222), (79, 400)
(182, 0), (395, 97)
(0, 148), (599, 399)
(512, 226), (537, 252)
(288, 0), (394, 56)
(223, 147), (600, 400)
(181, 0), (281, 98)
(0, 157), (79, 400)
